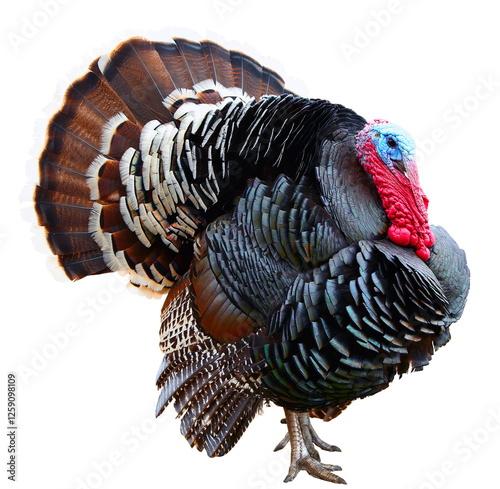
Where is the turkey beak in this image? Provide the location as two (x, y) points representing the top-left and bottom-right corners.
(391, 157), (410, 179)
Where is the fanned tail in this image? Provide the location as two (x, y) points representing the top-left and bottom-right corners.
(34, 37), (290, 292)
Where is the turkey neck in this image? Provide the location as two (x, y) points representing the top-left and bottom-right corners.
(316, 129), (390, 244)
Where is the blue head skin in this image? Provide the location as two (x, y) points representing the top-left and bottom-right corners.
(368, 122), (416, 178)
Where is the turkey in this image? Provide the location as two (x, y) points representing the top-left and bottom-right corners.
(33, 37), (470, 484)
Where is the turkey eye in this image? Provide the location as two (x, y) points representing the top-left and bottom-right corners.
(387, 137), (397, 148)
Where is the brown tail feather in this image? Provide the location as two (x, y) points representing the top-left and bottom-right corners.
(34, 187), (93, 230)
(60, 250), (109, 280)
(35, 36), (290, 293)
(199, 41), (235, 88)
(45, 113), (102, 172)
(263, 65), (289, 96)
(174, 38), (218, 86)
(230, 50), (264, 97)
(45, 229), (100, 256)
(74, 68), (142, 125)
(103, 38), (176, 123)
(153, 40), (199, 91)
(96, 58), (161, 126)
(39, 152), (89, 199)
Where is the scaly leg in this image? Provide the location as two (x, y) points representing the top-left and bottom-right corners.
(275, 408), (346, 484)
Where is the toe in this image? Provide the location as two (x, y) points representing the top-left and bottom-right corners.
(303, 458), (346, 484)
(274, 432), (290, 452)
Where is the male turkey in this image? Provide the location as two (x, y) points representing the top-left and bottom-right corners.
(34, 37), (470, 484)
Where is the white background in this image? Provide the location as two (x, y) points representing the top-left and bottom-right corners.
(2, 1), (499, 488)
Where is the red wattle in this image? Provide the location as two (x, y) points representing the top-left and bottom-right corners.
(424, 230), (435, 247)
(356, 123), (435, 261)
(388, 225), (411, 247)
(416, 246), (430, 261)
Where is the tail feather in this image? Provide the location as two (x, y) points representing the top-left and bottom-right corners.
(263, 65), (288, 96)
(199, 41), (235, 89)
(153, 40), (199, 91)
(74, 68), (142, 125)
(60, 249), (109, 279)
(230, 50), (263, 98)
(104, 38), (176, 123)
(35, 36), (290, 293)
(58, 88), (109, 148)
(99, 114), (140, 159)
(99, 201), (121, 226)
(86, 157), (121, 201)
(39, 153), (89, 199)
(46, 114), (101, 173)
(34, 187), (93, 230)
(97, 56), (161, 126)
(174, 38), (218, 86)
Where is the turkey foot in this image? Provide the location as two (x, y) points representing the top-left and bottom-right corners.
(275, 408), (346, 484)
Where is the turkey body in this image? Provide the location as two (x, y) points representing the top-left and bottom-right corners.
(34, 37), (470, 483)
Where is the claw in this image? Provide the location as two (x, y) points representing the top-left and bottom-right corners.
(279, 408), (346, 484)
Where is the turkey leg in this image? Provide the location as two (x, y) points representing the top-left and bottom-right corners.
(275, 408), (346, 484)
